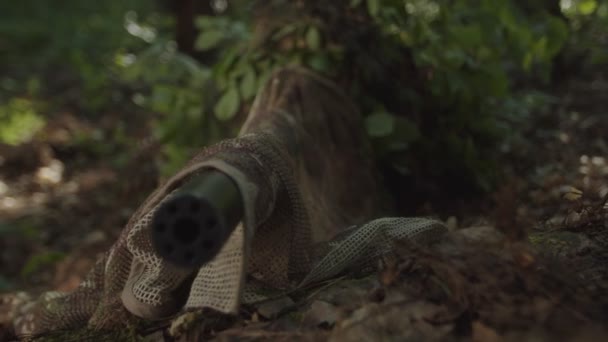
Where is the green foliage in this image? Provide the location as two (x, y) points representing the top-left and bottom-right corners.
(1, 0), (589, 191)
(0, 0), (160, 112)
(0, 98), (45, 145)
(364, 0), (568, 188)
(194, 15), (249, 51)
(118, 41), (224, 175)
(563, 0), (600, 17)
(127, 0), (568, 190)
(561, 0), (608, 66)
(215, 86), (240, 121)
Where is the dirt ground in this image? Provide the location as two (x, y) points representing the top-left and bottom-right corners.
(1, 72), (608, 341)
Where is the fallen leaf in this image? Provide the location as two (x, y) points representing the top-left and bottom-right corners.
(472, 321), (502, 342)
(256, 296), (294, 319)
(302, 300), (340, 328)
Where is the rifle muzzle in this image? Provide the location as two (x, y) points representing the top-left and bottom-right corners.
(150, 170), (243, 269)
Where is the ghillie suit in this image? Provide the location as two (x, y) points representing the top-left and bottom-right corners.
(0, 68), (446, 338)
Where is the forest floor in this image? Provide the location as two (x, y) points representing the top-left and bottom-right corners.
(1, 71), (608, 341)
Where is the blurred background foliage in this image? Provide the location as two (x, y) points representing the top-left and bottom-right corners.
(0, 0), (606, 195)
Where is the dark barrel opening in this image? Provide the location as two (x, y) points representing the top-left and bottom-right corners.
(173, 217), (200, 244)
(150, 170), (243, 268)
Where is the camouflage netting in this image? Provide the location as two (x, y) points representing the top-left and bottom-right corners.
(0, 67), (447, 338)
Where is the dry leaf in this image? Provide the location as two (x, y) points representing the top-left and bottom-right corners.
(302, 300), (340, 327)
(256, 296), (294, 319)
(472, 321), (502, 342)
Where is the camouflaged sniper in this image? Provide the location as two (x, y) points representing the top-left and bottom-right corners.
(1, 67), (447, 337)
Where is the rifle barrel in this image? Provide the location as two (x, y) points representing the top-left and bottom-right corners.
(151, 170), (243, 268)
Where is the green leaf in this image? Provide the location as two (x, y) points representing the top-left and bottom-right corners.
(579, 0), (598, 15)
(444, 49), (466, 68)
(195, 30), (224, 51)
(230, 58), (252, 79)
(272, 24), (297, 41)
(0, 99), (45, 145)
(150, 85), (174, 113)
(214, 86), (240, 121)
(195, 16), (216, 29)
(365, 112), (395, 137)
(240, 67), (257, 100)
(498, 4), (517, 30)
(306, 26), (321, 50)
(533, 36), (549, 61)
(350, 0), (363, 7)
(451, 25), (483, 48)
(522, 51), (533, 72)
(367, 0), (380, 17)
(308, 54), (331, 73)
(544, 17), (569, 57)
